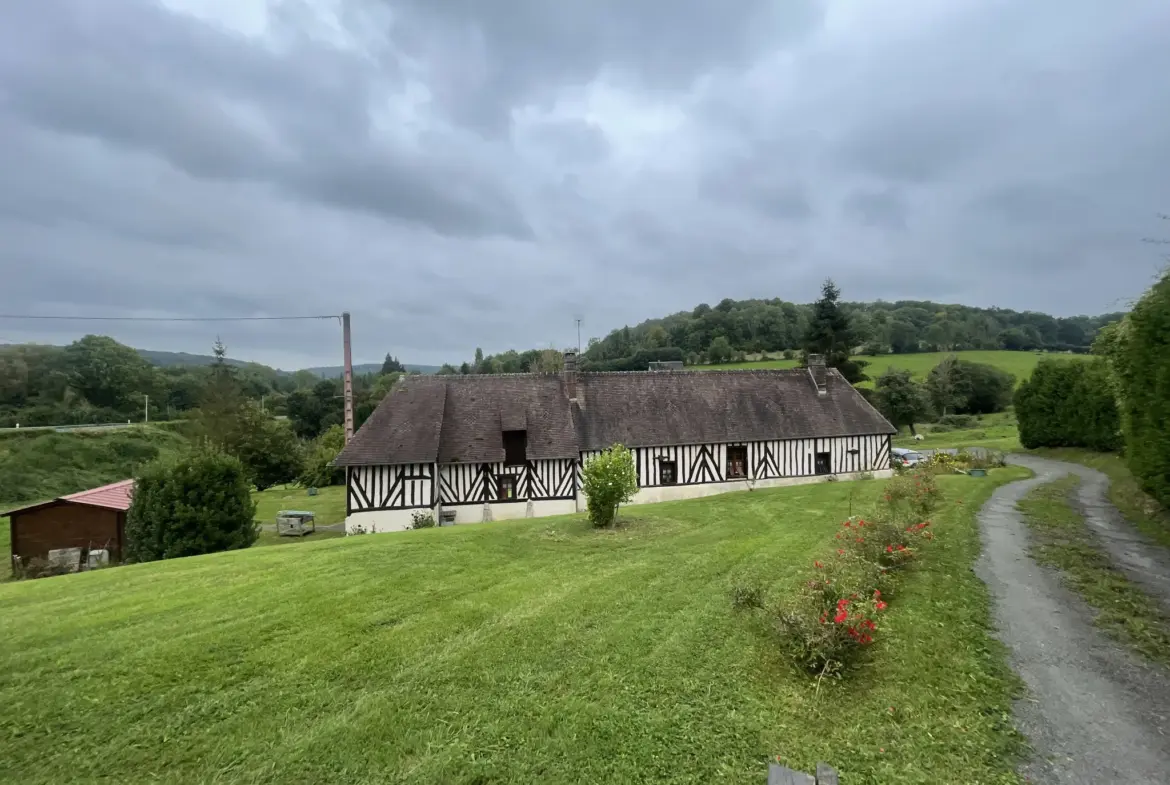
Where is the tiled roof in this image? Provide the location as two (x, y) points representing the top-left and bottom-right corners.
(60, 479), (135, 511)
(334, 368), (896, 467)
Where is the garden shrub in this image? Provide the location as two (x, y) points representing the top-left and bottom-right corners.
(1014, 358), (1121, 452)
(729, 583), (767, 611)
(937, 413), (975, 428)
(581, 444), (639, 527)
(880, 470), (942, 520)
(125, 448), (258, 562)
(410, 510), (436, 529)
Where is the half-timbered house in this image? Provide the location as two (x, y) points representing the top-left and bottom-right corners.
(334, 354), (896, 532)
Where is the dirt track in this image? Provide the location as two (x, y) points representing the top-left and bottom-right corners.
(976, 455), (1170, 784)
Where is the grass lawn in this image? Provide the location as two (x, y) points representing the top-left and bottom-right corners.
(893, 411), (1022, 453)
(707, 350), (1087, 389)
(251, 484), (346, 527)
(1018, 475), (1170, 664)
(0, 470), (1028, 784)
(1030, 448), (1170, 550)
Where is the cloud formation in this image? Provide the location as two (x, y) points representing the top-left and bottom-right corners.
(1, 0), (1168, 367)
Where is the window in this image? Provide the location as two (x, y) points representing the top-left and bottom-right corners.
(658, 459), (677, 485)
(503, 430), (527, 466)
(497, 474), (518, 501)
(814, 452), (832, 475)
(726, 446), (748, 479)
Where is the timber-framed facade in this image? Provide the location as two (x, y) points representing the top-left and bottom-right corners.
(335, 354), (897, 532)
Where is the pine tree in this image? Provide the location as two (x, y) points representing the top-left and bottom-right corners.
(803, 279), (867, 383)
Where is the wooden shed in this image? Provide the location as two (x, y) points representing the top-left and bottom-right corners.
(5, 480), (134, 566)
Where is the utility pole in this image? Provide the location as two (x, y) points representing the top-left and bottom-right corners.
(144, 394), (149, 424)
(576, 318), (582, 354)
(342, 311), (355, 443)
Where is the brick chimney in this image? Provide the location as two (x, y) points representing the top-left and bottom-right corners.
(563, 350), (578, 401)
(807, 354), (827, 396)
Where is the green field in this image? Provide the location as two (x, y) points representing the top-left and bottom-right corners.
(707, 349), (1088, 388)
(0, 471), (1029, 784)
(893, 411), (1023, 452)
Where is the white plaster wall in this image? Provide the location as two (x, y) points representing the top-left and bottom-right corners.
(346, 498), (579, 533)
(348, 471), (892, 532)
(623, 470), (894, 506)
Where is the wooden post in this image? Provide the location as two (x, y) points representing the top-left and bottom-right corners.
(342, 311), (354, 443)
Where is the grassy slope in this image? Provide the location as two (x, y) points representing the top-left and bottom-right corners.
(0, 470), (1028, 785)
(1018, 475), (1170, 663)
(708, 350), (1087, 389)
(893, 411), (1023, 453)
(1031, 448), (1170, 550)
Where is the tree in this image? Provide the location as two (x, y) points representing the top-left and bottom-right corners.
(925, 354), (962, 415)
(804, 279), (867, 383)
(1015, 359), (1121, 451)
(530, 348), (565, 373)
(380, 354), (405, 374)
(707, 336), (733, 364)
(580, 444), (639, 527)
(227, 402), (304, 491)
(874, 369), (932, 436)
(298, 424), (347, 487)
(63, 335), (153, 411)
(125, 449), (258, 562)
(1101, 269), (1170, 508)
(955, 361), (1015, 414)
(474, 347), (485, 372)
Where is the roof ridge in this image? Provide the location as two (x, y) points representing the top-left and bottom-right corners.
(61, 478), (134, 499)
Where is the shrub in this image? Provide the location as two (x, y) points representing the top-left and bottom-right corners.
(125, 449), (258, 562)
(937, 413), (975, 428)
(1014, 358), (1122, 452)
(774, 513), (935, 674)
(581, 444), (639, 527)
(730, 583), (767, 610)
(410, 510), (436, 529)
(880, 470), (942, 520)
(298, 425), (346, 487)
(227, 403), (304, 491)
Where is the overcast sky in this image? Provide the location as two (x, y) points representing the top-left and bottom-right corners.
(1, 0), (1168, 369)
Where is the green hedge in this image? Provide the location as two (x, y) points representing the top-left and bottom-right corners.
(1109, 272), (1170, 508)
(1014, 358), (1121, 452)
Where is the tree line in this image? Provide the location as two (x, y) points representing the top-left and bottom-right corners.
(0, 336), (411, 437)
(435, 293), (1122, 374)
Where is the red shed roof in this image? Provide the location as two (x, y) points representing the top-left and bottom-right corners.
(60, 479), (135, 511)
(2, 479), (135, 517)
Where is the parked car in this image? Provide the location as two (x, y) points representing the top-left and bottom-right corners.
(891, 447), (925, 468)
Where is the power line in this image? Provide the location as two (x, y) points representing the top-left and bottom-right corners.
(0, 313), (340, 322)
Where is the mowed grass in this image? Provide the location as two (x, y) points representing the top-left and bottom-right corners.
(1018, 475), (1170, 664)
(708, 350), (1087, 389)
(893, 411), (1023, 453)
(0, 471), (1028, 785)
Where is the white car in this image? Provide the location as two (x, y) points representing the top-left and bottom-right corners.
(891, 447), (925, 468)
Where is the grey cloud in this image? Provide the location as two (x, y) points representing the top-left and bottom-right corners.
(844, 189), (908, 231)
(391, 0), (825, 131)
(2, 0), (1170, 368)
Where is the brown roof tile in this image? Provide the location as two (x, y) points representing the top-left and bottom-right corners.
(334, 368), (894, 467)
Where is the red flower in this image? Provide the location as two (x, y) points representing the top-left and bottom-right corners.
(886, 545), (893, 553)
(896, 545), (906, 551)
(838, 549), (845, 555)
(834, 611), (848, 623)
(859, 634), (873, 645)
(875, 601), (887, 611)
(820, 614), (828, 624)
(815, 560), (824, 568)
(844, 520), (852, 528)
(873, 590), (881, 598)
(856, 537), (864, 543)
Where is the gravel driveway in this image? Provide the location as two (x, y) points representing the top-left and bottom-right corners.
(976, 455), (1170, 784)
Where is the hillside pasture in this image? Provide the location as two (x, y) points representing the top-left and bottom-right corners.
(707, 349), (1088, 388)
(0, 471), (1028, 784)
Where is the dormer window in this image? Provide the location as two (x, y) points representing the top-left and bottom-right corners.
(503, 430), (527, 466)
